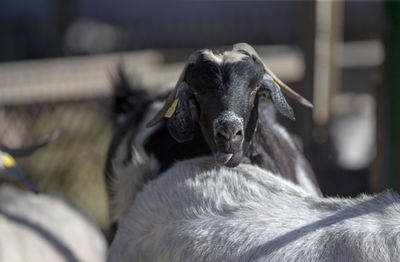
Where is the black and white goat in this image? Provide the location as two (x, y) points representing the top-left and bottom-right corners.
(106, 43), (321, 198)
(108, 150), (400, 262)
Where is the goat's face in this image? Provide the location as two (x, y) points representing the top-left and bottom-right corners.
(184, 51), (264, 166)
(148, 43), (310, 168)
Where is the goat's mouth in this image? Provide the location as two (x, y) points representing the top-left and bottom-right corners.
(215, 152), (234, 165)
(214, 151), (242, 167)
(212, 140), (244, 167)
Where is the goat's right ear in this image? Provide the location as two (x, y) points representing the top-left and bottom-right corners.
(233, 42), (313, 108)
(167, 83), (195, 142)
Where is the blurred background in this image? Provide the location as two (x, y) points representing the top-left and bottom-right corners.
(0, 0), (398, 235)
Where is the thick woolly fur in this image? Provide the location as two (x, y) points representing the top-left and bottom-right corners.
(109, 155), (400, 262)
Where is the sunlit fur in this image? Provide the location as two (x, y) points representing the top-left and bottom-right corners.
(201, 49), (247, 65)
(109, 153), (400, 262)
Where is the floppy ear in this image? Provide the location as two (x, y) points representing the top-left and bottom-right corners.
(147, 52), (201, 127)
(233, 42), (313, 108)
(259, 74), (295, 120)
(167, 83), (195, 142)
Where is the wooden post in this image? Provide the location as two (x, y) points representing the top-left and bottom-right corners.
(313, 0), (344, 129)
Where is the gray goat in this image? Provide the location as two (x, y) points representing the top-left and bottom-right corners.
(0, 185), (107, 262)
(108, 151), (400, 262)
(0, 130), (107, 262)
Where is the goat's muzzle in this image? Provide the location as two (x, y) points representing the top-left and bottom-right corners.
(213, 112), (244, 165)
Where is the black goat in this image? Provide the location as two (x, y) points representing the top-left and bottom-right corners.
(106, 43), (320, 195)
(105, 43), (322, 240)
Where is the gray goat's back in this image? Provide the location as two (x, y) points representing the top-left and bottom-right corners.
(109, 157), (400, 262)
(0, 186), (107, 262)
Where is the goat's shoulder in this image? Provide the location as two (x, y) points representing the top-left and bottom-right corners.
(116, 156), (311, 231)
(110, 157), (311, 262)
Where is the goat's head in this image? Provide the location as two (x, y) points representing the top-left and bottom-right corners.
(147, 43), (312, 167)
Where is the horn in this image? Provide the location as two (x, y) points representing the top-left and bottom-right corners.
(233, 43), (313, 108)
(146, 52), (200, 127)
(0, 128), (59, 157)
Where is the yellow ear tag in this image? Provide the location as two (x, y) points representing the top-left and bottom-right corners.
(272, 79), (281, 90)
(4, 154), (16, 168)
(164, 99), (179, 118)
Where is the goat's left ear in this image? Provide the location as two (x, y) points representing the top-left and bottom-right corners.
(259, 74), (295, 120)
(166, 84), (195, 142)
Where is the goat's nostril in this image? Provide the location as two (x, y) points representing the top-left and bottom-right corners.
(235, 130), (243, 137)
(231, 129), (243, 141)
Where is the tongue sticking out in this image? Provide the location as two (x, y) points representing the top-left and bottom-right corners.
(215, 152), (234, 165)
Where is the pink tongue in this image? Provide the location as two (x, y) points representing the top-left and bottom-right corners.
(215, 152), (234, 165)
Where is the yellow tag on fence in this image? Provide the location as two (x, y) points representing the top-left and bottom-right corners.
(164, 99), (179, 118)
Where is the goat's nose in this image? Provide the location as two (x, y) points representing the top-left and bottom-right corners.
(215, 125), (243, 141)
